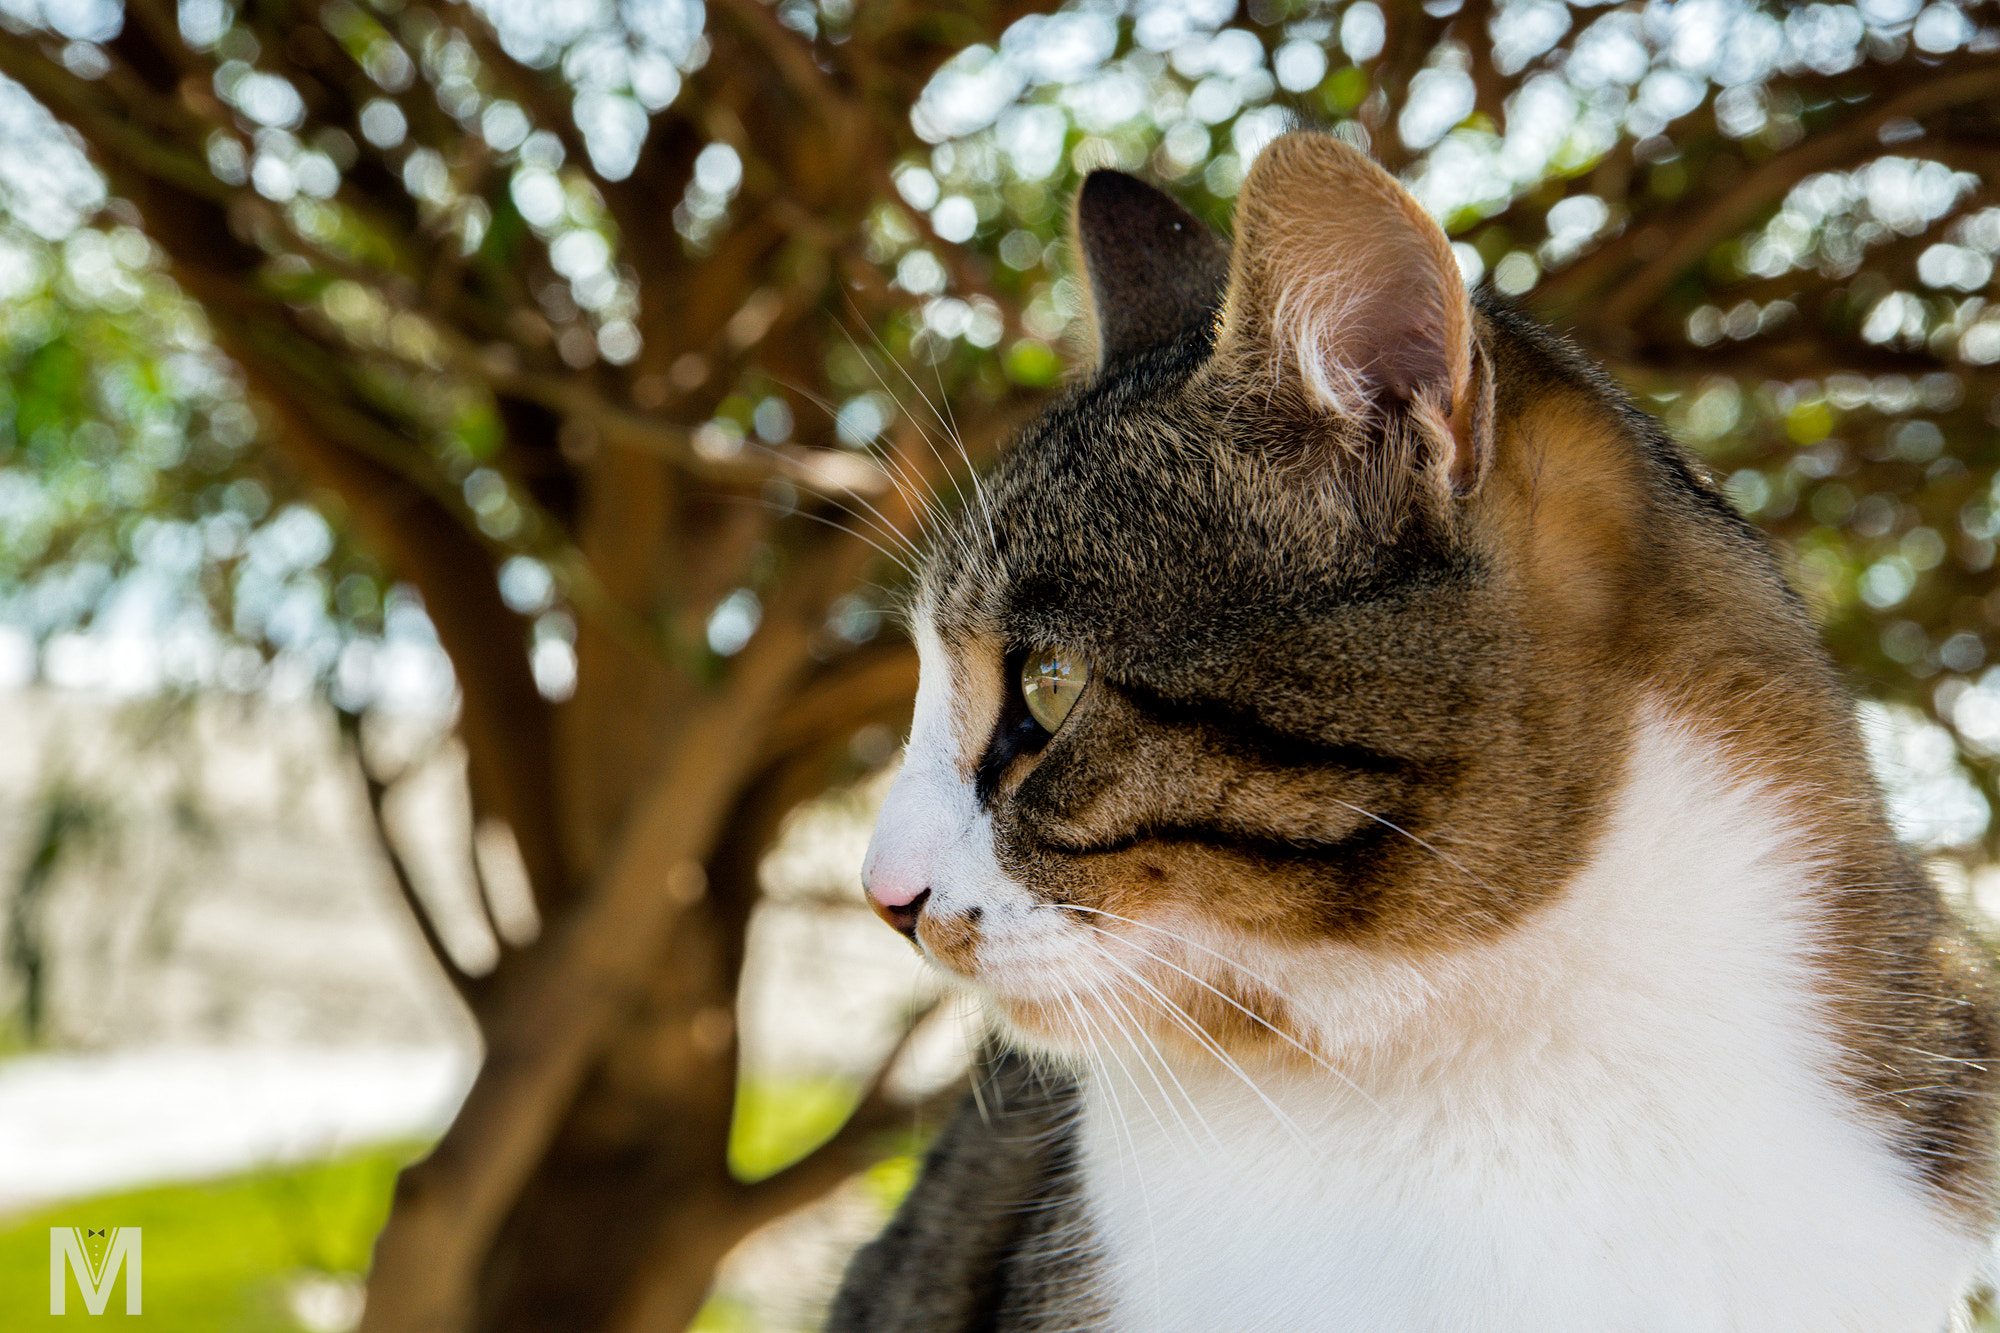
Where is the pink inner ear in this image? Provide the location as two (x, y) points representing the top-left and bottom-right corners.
(1355, 306), (1459, 406)
(1222, 135), (1471, 421)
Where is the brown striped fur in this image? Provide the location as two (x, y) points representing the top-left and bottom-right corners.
(907, 134), (1999, 1221)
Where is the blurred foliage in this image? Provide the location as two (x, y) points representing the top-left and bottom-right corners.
(0, 0), (1994, 846)
(0, 180), (408, 702)
(727, 1073), (871, 1183)
(4, 777), (111, 1042)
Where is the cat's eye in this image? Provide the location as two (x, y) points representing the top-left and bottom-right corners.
(1021, 650), (1090, 733)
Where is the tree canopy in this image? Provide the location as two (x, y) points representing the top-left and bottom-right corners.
(3, 0), (2000, 1328)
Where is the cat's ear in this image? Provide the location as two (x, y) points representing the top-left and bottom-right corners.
(1216, 133), (1491, 494)
(1072, 170), (1231, 367)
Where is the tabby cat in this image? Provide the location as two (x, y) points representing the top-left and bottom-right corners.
(826, 132), (2000, 1332)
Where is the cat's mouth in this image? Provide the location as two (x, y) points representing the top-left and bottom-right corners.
(911, 900), (1309, 1064)
(911, 899), (1099, 995)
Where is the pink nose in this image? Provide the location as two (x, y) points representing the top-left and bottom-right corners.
(864, 871), (930, 939)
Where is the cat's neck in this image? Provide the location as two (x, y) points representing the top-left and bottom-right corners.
(1070, 704), (1981, 1332)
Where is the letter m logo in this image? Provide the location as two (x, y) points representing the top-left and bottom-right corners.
(49, 1227), (141, 1315)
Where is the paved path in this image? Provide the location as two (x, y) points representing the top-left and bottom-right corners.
(0, 1044), (471, 1214)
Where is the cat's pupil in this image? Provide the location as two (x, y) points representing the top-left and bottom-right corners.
(1021, 651), (1089, 733)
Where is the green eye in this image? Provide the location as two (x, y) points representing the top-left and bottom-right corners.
(1021, 650), (1090, 733)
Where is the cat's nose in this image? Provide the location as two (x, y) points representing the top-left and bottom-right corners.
(864, 873), (930, 939)
(863, 765), (951, 939)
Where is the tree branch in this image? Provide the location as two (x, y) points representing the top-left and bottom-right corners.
(736, 1053), (966, 1235)
(1456, 0), (1506, 127)
(1581, 57), (2000, 337)
(1365, 0), (1451, 172)
(760, 639), (918, 765)
(339, 708), (493, 1012)
(709, 0), (857, 135)
(1534, 59), (2000, 332)
(360, 523), (860, 1331)
(0, 39), (230, 205)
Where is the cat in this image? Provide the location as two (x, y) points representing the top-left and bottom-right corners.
(825, 131), (2000, 1332)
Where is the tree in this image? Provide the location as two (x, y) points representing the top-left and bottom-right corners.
(1, 1), (1998, 1329)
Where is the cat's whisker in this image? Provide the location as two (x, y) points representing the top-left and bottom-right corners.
(1108, 941), (1356, 1095)
(881, 409), (983, 558)
(836, 412), (951, 543)
(1069, 1011), (1134, 1172)
(762, 370), (956, 545)
(838, 310), (971, 535)
(730, 431), (935, 567)
(1059, 988), (1167, 1307)
(912, 321), (998, 556)
(703, 438), (930, 570)
(843, 298), (999, 558)
(1108, 984), (1319, 1159)
(880, 423), (967, 547)
(1072, 980), (1182, 1152)
(703, 492), (919, 580)
(963, 999), (1002, 1132)
(1079, 939), (1324, 1154)
(805, 383), (951, 567)
(1044, 904), (1311, 1010)
(851, 311), (966, 470)
(1321, 797), (1499, 896)
(925, 358), (1000, 560)
(1067, 994), (1169, 1324)
(1039, 904), (1380, 1110)
(1094, 972), (1222, 1160)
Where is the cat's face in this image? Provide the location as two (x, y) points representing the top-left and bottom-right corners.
(862, 135), (1635, 1061)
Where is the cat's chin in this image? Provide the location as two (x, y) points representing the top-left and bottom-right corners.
(986, 991), (1167, 1064)
(918, 945), (1147, 1054)
(988, 995), (1087, 1054)
(947, 955), (1304, 1071)
(912, 908), (1316, 1065)
(987, 989), (1309, 1073)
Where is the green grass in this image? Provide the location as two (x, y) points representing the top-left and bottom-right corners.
(728, 1074), (864, 1182)
(0, 1075), (918, 1331)
(0, 1142), (416, 1330)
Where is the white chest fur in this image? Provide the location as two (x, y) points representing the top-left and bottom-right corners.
(1075, 714), (1984, 1332)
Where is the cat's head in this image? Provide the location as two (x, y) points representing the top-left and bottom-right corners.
(860, 132), (1790, 1063)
